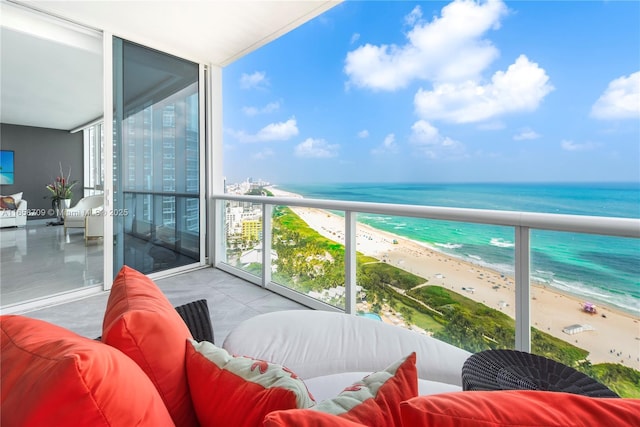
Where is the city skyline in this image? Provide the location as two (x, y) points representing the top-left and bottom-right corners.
(222, 0), (639, 184)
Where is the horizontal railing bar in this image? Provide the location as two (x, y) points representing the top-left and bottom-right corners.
(214, 194), (640, 239)
(123, 190), (199, 197)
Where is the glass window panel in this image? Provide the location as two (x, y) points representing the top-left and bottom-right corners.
(113, 38), (200, 275)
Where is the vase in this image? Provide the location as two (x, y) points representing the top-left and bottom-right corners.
(56, 199), (71, 223)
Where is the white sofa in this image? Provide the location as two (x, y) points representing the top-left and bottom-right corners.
(0, 193), (27, 228)
(222, 310), (471, 402)
(64, 194), (103, 231)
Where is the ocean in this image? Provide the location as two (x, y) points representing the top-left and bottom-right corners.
(279, 182), (640, 315)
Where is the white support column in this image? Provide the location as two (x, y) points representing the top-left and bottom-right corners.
(198, 63), (207, 266)
(102, 31), (114, 290)
(212, 198), (226, 266)
(344, 211), (357, 315)
(262, 204), (273, 288)
(208, 65), (224, 267)
(515, 225), (531, 352)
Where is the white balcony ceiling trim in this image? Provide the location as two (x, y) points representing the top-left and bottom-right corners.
(22, 0), (340, 66)
(1, 0), (340, 131)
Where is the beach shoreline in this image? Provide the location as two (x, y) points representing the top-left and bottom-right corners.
(268, 186), (640, 368)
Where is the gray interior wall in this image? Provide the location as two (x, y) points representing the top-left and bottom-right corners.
(0, 123), (84, 218)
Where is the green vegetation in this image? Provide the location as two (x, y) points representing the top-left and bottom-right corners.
(583, 363), (640, 398)
(360, 262), (425, 290)
(272, 206), (346, 294)
(246, 188), (270, 196)
(263, 206), (638, 397)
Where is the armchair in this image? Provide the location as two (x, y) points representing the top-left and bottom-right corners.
(63, 194), (103, 232)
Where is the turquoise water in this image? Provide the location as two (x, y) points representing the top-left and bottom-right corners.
(359, 312), (383, 321)
(280, 182), (640, 314)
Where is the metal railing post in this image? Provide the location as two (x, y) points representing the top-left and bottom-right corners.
(515, 225), (531, 352)
(345, 210), (357, 314)
(262, 204), (273, 288)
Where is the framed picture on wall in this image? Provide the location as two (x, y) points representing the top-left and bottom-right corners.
(0, 150), (15, 185)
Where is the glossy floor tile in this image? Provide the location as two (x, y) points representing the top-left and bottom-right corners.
(0, 220), (103, 306)
(21, 267), (309, 345)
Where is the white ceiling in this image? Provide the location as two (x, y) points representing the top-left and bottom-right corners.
(0, 0), (340, 131)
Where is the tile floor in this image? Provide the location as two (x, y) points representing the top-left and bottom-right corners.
(23, 266), (310, 345)
(0, 219), (103, 306)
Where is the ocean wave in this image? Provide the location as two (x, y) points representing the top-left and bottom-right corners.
(467, 254), (482, 261)
(545, 278), (640, 315)
(551, 278), (568, 287)
(535, 269), (555, 277)
(434, 243), (463, 249)
(365, 216), (393, 222)
(490, 238), (515, 248)
(531, 276), (550, 284)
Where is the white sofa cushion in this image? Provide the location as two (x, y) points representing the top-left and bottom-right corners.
(223, 310), (471, 389)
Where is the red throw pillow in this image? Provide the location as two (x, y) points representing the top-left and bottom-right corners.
(102, 265), (197, 427)
(263, 409), (367, 426)
(0, 315), (174, 427)
(185, 339), (315, 427)
(400, 390), (640, 427)
(312, 352), (417, 427)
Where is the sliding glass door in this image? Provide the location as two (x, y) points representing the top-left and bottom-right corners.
(112, 38), (201, 275)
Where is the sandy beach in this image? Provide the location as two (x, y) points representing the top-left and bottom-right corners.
(269, 186), (640, 368)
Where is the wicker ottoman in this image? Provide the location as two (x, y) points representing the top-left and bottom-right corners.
(462, 349), (618, 398)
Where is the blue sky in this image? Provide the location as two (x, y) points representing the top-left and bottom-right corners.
(222, 0), (639, 184)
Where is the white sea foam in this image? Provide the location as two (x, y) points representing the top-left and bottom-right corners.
(550, 280), (640, 315)
(435, 243), (463, 249)
(535, 269), (555, 277)
(531, 276), (550, 284)
(468, 254), (482, 261)
(490, 238), (515, 248)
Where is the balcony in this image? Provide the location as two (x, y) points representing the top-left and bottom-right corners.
(15, 190), (639, 397)
(212, 191), (640, 396)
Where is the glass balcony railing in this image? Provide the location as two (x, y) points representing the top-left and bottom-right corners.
(212, 193), (640, 396)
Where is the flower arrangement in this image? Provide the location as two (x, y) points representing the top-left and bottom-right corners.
(46, 163), (78, 207)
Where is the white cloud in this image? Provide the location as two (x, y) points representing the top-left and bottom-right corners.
(404, 5), (422, 27)
(414, 55), (553, 123)
(513, 128), (541, 141)
(228, 118), (298, 143)
(252, 149), (274, 160)
(409, 120), (466, 159)
(242, 101), (281, 116)
(350, 33), (360, 44)
(294, 138), (339, 158)
(357, 129), (369, 138)
(240, 71), (268, 90)
(344, 0), (508, 91)
(561, 140), (599, 151)
(591, 71), (640, 120)
(371, 133), (398, 155)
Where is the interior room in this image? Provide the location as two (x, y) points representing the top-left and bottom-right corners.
(0, 6), (104, 306)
